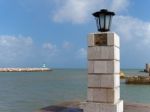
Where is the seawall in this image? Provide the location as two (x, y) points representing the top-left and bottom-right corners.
(126, 76), (150, 84)
(0, 68), (52, 72)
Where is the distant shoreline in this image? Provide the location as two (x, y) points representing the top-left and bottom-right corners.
(0, 68), (52, 72)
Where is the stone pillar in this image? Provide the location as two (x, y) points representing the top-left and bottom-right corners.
(82, 32), (123, 112)
(145, 64), (150, 72)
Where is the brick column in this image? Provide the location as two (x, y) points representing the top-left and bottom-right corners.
(82, 32), (123, 112)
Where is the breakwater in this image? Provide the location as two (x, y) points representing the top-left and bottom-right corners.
(0, 68), (51, 72)
(126, 76), (150, 84)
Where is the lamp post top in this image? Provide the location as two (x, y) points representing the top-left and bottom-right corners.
(92, 9), (115, 17)
(92, 9), (115, 32)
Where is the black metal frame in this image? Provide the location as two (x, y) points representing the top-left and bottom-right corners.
(93, 9), (115, 32)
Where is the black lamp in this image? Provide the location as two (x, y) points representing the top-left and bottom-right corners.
(92, 9), (115, 32)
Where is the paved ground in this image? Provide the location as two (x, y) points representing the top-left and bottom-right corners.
(124, 102), (150, 112)
(36, 101), (150, 112)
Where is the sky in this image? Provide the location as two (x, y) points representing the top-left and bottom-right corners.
(0, 0), (150, 69)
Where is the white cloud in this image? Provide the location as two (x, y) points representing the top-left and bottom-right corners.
(52, 0), (129, 23)
(0, 35), (33, 47)
(53, 0), (90, 23)
(76, 48), (87, 59)
(0, 35), (33, 67)
(111, 15), (150, 68)
(113, 16), (150, 47)
(42, 43), (58, 57)
(111, 0), (129, 12)
(0, 34), (87, 67)
(43, 43), (57, 51)
(62, 41), (72, 49)
(0, 35), (60, 67)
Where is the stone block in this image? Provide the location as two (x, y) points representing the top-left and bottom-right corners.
(88, 74), (120, 88)
(87, 88), (107, 102)
(88, 46), (119, 60)
(88, 34), (95, 47)
(107, 33), (120, 47)
(114, 47), (120, 61)
(84, 101), (100, 112)
(93, 60), (120, 74)
(87, 88), (120, 103)
(115, 75), (120, 88)
(101, 100), (123, 112)
(118, 100), (123, 112)
(88, 32), (120, 47)
(100, 75), (120, 88)
(83, 100), (123, 112)
(88, 61), (94, 73)
(94, 61), (107, 73)
(113, 60), (120, 74)
(88, 75), (101, 87)
(87, 88), (94, 101)
(107, 87), (120, 103)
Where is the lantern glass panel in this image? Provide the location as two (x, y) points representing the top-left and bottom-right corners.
(95, 17), (100, 31)
(100, 14), (105, 29)
(105, 15), (111, 30)
(109, 16), (112, 30)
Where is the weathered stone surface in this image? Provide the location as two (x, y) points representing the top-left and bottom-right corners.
(84, 101), (100, 112)
(107, 87), (120, 103)
(87, 88), (94, 102)
(88, 60), (120, 74)
(107, 33), (120, 47)
(88, 34), (95, 47)
(88, 46), (119, 60)
(88, 32), (119, 47)
(87, 88), (120, 103)
(88, 75), (101, 87)
(88, 61), (94, 73)
(83, 100), (123, 112)
(100, 75), (120, 88)
(88, 74), (120, 88)
(86, 32), (122, 112)
(87, 88), (107, 103)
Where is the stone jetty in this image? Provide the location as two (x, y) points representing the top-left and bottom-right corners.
(126, 76), (150, 84)
(0, 68), (51, 72)
(123, 71), (150, 84)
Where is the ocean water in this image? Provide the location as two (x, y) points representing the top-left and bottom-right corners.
(0, 69), (149, 112)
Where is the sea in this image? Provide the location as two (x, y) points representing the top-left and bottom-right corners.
(0, 69), (150, 112)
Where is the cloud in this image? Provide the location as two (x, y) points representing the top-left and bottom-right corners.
(62, 41), (72, 49)
(76, 48), (87, 59)
(0, 35), (60, 67)
(53, 0), (90, 23)
(112, 15), (150, 68)
(0, 35), (87, 68)
(43, 43), (58, 55)
(113, 16), (150, 47)
(0, 35), (33, 47)
(42, 43), (59, 64)
(0, 35), (33, 67)
(111, 0), (129, 12)
(52, 0), (129, 23)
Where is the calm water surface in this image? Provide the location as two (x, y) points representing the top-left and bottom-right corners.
(0, 69), (150, 112)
